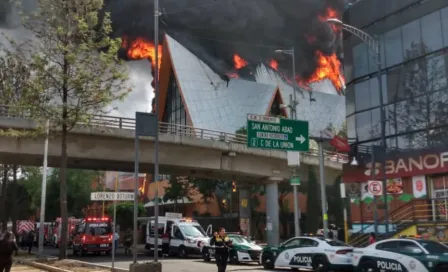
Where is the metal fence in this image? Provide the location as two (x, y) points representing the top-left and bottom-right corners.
(0, 104), (348, 163)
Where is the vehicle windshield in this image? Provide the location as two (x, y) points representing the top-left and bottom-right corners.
(85, 222), (112, 236)
(318, 238), (350, 247)
(417, 240), (448, 254)
(179, 224), (206, 237)
(229, 235), (252, 244)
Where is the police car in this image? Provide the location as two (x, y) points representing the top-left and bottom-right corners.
(260, 236), (353, 271)
(353, 238), (448, 272)
(202, 233), (263, 264)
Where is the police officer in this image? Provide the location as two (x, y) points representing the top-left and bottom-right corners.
(210, 227), (232, 272)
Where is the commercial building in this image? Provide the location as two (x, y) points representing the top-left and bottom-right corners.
(343, 0), (448, 239)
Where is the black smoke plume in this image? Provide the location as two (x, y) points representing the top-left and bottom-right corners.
(106, 0), (345, 80)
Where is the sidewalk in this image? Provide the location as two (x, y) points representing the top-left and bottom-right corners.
(12, 264), (47, 272)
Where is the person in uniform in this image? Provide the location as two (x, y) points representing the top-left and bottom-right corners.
(209, 227), (232, 272)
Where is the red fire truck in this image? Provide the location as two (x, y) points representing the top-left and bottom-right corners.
(52, 217), (81, 248)
(72, 217), (113, 256)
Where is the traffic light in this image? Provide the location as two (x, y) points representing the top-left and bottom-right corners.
(232, 181), (237, 193)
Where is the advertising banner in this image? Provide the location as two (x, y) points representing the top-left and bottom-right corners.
(412, 175), (427, 198)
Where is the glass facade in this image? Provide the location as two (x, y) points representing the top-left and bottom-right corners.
(347, 6), (448, 151)
(162, 71), (187, 133)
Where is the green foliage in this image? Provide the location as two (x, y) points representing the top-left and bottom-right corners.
(163, 176), (192, 212)
(107, 202), (145, 231)
(21, 167), (99, 220)
(363, 197), (373, 205)
(305, 169), (320, 233)
(189, 178), (228, 204)
(235, 126), (247, 135)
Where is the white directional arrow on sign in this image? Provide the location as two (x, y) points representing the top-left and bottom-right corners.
(295, 135), (306, 144)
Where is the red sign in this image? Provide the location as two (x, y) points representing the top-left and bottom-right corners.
(329, 135), (350, 152)
(368, 181), (382, 195)
(344, 149), (448, 182)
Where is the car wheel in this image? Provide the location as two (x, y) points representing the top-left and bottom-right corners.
(262, 254), (275, 270)
(359, 260), (376, 272)
(202, 248), (211, 262)
(178, 246), (188, 258)
(313, 256), (329, 272)
(229, 251), (239, 265)
(435, 264), (448, 272)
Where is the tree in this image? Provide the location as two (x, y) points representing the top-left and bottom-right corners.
(6, 0), (130, 259)
(235, 126), (247, 135)
(305, 168), (320, 233)
(162, 176), (192, 212)
(107, 202), (145, 231)
(20, 167), (99, 220)
(387, 42), (448, 149)
(326, 175), (344, 227)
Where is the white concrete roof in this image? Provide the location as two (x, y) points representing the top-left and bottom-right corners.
(166, 35), (277, 134)
(255, 65), (346, 138)
(165, 34), (345, 138)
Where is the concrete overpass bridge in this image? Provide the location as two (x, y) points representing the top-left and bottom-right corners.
(0, 105), (348, 245)
(0, 108), (346, 183)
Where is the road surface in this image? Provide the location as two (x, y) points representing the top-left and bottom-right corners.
(34, 247), (292, 272)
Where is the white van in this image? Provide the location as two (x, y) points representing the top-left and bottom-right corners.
(145, 213), (212, 257)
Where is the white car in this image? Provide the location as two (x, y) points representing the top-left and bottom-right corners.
(353, 238), (448, 272)
(260, 236), (353, 271)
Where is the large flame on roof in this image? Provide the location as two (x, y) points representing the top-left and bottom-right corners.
(233, 54), (248, 69)
(299, 6), (345, 94)
(123, 36), (162, 70)
(269, 60), (279, 71)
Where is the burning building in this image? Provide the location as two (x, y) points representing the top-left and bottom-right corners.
(113, 0), (347, 136)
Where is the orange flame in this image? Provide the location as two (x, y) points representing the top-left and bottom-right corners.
(123, 37), (162, 70)
(318, 7), (341, 32)
(302, 51), (344, 94)
(269, 60), (279, 71)
(233, 54), (248, 69)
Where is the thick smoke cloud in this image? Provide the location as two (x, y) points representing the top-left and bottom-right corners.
(106, 0), (345, 79)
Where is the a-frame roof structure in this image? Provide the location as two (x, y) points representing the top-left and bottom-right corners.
(158, 34), (286, 133)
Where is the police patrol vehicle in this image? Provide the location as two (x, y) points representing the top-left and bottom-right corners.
(352, 238), (448, 272)
(202, 233), (263, 264)
(260, 236), (353, 271)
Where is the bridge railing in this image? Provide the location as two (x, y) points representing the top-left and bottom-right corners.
(0, 105), (348, 163)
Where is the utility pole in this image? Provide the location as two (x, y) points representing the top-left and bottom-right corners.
(38, 119), (49, 257)
(112, 173), (119, 269)
(153, 0), (161, 262)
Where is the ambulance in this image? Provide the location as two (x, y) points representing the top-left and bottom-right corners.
(71, 217), (113, 256)
(145, 213), (211, 258)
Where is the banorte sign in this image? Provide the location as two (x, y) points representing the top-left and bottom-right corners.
(343, 149), (448, 182)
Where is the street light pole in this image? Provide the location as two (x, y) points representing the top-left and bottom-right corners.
(275, 48), (301, 237)
(38, 119), (49, 257)
(153, 0), (161, 262)
(325, 18), (389, 233)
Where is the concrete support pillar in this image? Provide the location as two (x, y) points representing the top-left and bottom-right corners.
(266, 177), (281, 246)
(239, 187), (251, 237)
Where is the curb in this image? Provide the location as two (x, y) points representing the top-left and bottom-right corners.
(16, 258), (129, 272)
(74, 260), (129, 272)
(16, 259), (71, 272)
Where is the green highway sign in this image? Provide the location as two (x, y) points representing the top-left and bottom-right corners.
(290, 176), (301, 186)
(246, 114), (309, 152)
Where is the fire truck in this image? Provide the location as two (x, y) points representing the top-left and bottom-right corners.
(71, 217), (113, 256)
(52, 217), (81, 248)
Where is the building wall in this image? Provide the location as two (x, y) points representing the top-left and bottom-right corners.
(345, 0), (448, 149)
(344, 0), (448, 225)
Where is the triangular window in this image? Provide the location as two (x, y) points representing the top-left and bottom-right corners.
(162, 70), (187, 127)
(270, 91), (286, 117)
